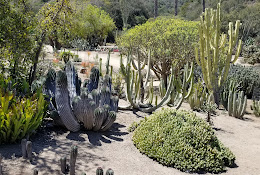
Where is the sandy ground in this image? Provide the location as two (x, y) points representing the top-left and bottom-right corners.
(1, 100), (260, 175)
(1, 46), (260, 175)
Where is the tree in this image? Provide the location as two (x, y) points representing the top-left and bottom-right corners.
(70, 4), (116, 46)
(118, 17), (198, 87)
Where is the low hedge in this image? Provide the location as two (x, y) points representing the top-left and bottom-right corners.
(132, 109), (235, 173)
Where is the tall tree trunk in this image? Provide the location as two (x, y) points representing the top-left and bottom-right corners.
(29, 33), (45, 85)
(154, 0), (158, 18)
(202, 0), (205, 12)
(175, 0), (178, 16)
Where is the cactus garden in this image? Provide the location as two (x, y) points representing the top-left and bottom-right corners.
(1, 0), (260, 175)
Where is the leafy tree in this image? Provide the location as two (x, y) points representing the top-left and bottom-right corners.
(0, 0), (34, 82)
(118, 17), (198, 86)
(70, 4), (116, 46)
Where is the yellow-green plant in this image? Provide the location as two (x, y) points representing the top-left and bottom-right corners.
(0, 92), (47, 144)
(195, 3), (242, 106)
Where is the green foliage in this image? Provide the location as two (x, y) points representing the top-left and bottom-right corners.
(70, 4), (116, 47)
(0, 90), (47, 144)
(227, 64), (260, 99)
(0, 0), (35, 81)
(59, 51), (74, 63)
(132, 108), (235, 173)
(118, 17), (198, 80)
(252, 100), (260, 117)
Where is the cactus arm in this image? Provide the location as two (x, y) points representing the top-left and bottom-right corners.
(144, 50), (151, 88)
(93, 107), (105, 131)
(139, 63), (175, 113)
(101, 111), (116, 131)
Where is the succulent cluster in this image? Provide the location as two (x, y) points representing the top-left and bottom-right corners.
(44, 61), (118, 132)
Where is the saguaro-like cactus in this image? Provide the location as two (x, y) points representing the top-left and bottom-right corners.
(228, 91), (247, 119)
(26, 141), (33, 162)
(195, 3), (242, 106)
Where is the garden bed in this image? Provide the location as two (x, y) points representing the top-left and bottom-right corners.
(0, 100), (260, 175)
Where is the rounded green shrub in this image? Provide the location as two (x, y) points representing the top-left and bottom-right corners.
(132, 109), (235, 173)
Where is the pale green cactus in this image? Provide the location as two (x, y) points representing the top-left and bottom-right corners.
(228, 91), (247, 119)
(252, 100), (260, 117)
(195, 3), (242, 106)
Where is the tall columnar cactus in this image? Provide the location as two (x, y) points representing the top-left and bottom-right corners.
(228, 91), (247, 119)
(195, 3), (242, 106)
(252, 100), (260, 117)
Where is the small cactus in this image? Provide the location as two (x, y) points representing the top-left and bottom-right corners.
(0, 154), (2, 175)
(33, 169), (38, 175)
(96, 167), (104, 175)
(106, 168), (114, 175)
(26, 141), (33, 162)
(60, 157), (67, 174)
(21, 139), (27, 159)
(70, 145), (78, 175)
(252, 100), (260, 117)
(228, 91), (247, 119)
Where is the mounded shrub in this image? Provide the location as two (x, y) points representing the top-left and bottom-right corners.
(132, 109), (235, 173)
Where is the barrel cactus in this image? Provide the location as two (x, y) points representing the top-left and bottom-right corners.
(43, 61), (118, 132)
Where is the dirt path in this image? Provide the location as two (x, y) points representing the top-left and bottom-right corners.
(1, 100), (260, 175)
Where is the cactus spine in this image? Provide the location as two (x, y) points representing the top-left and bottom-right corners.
(228, 91), (247, 119)
(195, 3), (242, 106)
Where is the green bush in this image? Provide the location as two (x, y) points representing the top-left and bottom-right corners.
(132, 109), (235, 173)
(226, 64), (260, 99)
